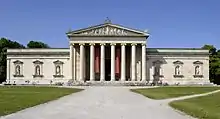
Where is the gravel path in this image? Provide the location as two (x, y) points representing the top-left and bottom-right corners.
(1, 86), (216, 119)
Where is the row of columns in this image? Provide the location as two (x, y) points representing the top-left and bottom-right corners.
(70, 43), (146, 82)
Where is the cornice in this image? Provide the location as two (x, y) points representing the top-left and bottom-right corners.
(7, 52), (70, 55)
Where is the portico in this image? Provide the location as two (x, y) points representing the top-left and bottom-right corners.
(69, 43), (147, 83)
(67, 20), (149, 83)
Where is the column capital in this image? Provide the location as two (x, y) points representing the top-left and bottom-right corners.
(69, 43), (74, 46)
(121, 43), (127, 46)
(79, 43), (85, 46)
(100, 43), (106, 46)
(131, 43), (137, 46)
(89, 43), (95, 46)
(110, 43), (116, 46)
(141, 43), (146, 46)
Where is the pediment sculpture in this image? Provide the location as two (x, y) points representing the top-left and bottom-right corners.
(80, 26), (128, 35)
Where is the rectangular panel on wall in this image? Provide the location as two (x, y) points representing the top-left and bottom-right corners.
(115, 47), (120, 75)
(95, 46), (100, 73)
(114, 47), (120, 80)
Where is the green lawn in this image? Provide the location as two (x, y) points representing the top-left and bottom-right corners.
(0, 86), (82, 116)
(170, 92), (220, 119)
(131, 87), (220, 99)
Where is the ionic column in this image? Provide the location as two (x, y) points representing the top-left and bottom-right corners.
(69, 44), (73, 80)
(79, 43), (85, 82)
(90, 43), (95, 81)
(121, 43), (126, 81)
(131, 43), (136, 81)
(142, 43), (146, 82)
(73, 44), (76, 81)
(111, 43), (116, 81)
(100, 43), (105, 81)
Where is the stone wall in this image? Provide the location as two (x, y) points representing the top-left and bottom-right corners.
(6, 48), (210, 85)
(6, 49), (71, 85)
(147, 53), (209, 85)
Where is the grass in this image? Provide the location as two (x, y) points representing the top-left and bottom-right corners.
(170, 92), (220, 119)
(131, 86), (220, 99)
(0, 86), (83, 116)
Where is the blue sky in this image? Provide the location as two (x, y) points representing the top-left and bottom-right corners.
(0, 0), (220, 48)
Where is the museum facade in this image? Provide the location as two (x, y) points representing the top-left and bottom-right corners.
(6, 21), (211, 85)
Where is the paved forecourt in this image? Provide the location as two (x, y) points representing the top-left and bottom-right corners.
(0, 87), (194, 119)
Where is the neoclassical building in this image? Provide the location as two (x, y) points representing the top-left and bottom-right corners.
(6, 20), (211, 85)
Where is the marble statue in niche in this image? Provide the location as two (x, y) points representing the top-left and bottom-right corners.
(15, 65), (21, 75)
(56, 65), (61, 75)
(81, 26), (127, 35)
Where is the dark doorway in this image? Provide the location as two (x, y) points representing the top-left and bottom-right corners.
(105, 45), (111, 81)
(105, 59), (111, 81)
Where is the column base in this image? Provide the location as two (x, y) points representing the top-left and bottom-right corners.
(120, 79), (126, 82)
(110, 79), (115, 82)
(89, 78), (95, 81)
(141, 79), (147, 82)
(100, 79), (105, 82)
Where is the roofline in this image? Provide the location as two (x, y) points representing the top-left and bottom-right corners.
(146, 48), (209, 55)
(146, 48), (207, 50)
(6, 48), (206, 50)
(6, 47), (209, 55)
(66, 22), (149, 37)
(67, 35), (148, 38)
(7, 48), (207, 51)
(66, 23), (106, 34)
(7, 48), (69, 50)
(6, 52), (70, 55)
(147, 53), (209, 56)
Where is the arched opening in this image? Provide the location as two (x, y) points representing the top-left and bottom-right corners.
(35, 65), (41, 75)
(175, 65), (180, 75)
(55, 65), (61, 75)
(195, 66), (200, 75)
(15, 65), (21, 75)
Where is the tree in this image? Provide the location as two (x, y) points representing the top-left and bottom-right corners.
(0, 38), (25, 83)
(27, 41), (50, 48)
(202, 44), (220, 84)
(217, 50), (220, 58)
(202, 44), (216, 55)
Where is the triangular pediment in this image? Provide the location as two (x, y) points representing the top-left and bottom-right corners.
(153, 60), (163, 64)
(53, 60), (64, 64)
(173, 61), (184, 64)
(67, 23), (149, 37)
(33, 60), (43, 64)
(193, 61), (203, 64)
(13, 60), (23, 64)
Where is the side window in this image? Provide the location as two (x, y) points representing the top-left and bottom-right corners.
(53, 60), (64, 77)
(175, 65), (180, 75)
(193, 61), (203, 78)
(55, 65), (61, 75)
(154, 65), (160, 76)
(152, 60), (163, 77)
(173, 61), (184, 78)
(35, 65), (41, 75)
(15, 65), (21, 75)
(13, 60), (23, 77)
(33, 60), (43, 78)
(195, 65), (200, 75)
